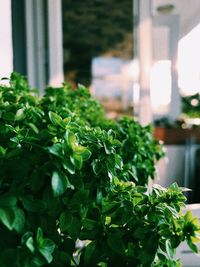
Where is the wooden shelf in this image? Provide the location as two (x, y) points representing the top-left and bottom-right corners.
(154, 127), (200, 145)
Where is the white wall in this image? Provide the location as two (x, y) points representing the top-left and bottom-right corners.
(0, 0), (13, 79)
(48, 0), (64, 87)
(155, 145), (185, 187)
(152, 0), (200, 38)
(155, 144), (200, 191)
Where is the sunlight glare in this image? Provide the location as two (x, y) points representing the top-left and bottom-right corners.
(178, 23), (200, 96)
(150, 60), (172, 112)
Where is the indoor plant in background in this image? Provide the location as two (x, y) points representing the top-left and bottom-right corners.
(0, 73), (199, 267)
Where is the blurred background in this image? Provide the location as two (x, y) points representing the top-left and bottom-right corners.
(1, 0), (200, 203)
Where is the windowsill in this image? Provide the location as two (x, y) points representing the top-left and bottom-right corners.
(154, 127), (200, 145)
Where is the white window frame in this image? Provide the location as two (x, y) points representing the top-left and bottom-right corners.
(0, 0), (13, 79)
(25, 0), (64, 93)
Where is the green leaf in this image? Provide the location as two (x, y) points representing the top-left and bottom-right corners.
(0, 207), (15, 230)
(165, 239), (175, 258)
(23, 197), (45, 212)
(6, 148), (23, 158)
(65, 130), (77, 149)
(62, 158), (75, 174)
(82, 218), (96, 230)
(36, 227), (55, 263)
(96, 190), (103, 204)
(47, 143), (63, 157)
(26, 236), (35, 253)
(70, 154), (83, 170)
(70, 217), (81, 239)
(51, 171), (68, 197)
(74, 145), (91, 161)
(114, 154), (123, 169)
(38, 238), (55, 263)
(184, 211), (193, 222)
(0, 145), (6, 156)
(134, 227), (146, 239)
(13, 207), (25, 233)
(36, 227), (43, 243)
(28, 123), (39, 134)
(47, 124), (57, 135)
(48, 111), (64, 127)
(187, 238), (199, 253)
(15, 108), (25, 121)
(5, 124), (16, 133)
(102, 202), (119, 214)
(103, 141), (114, 154)
(59, 212), (71, 232)
(29, 170), (45, 191)
(3, 112), (15, 121)
(84, 241), (97, 265)
(92, 159), (102, 175)
(98, 262), (107, 267)
(10, 136), (20, 145)
(0, 195), (17, 207)
(107, 232), (125, 254)
(59, 212), (81, 239)
(63, 117), (71, 124)
(21, 231), (33, 245)
(51, 171), (73, 197)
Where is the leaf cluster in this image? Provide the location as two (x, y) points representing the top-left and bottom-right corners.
(181, 93), (200, 118)
(0, 73), (199, 267)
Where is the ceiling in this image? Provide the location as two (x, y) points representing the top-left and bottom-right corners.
(152, 0), (200, 37)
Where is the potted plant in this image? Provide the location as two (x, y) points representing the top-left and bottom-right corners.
(0, 73), (199, 267)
